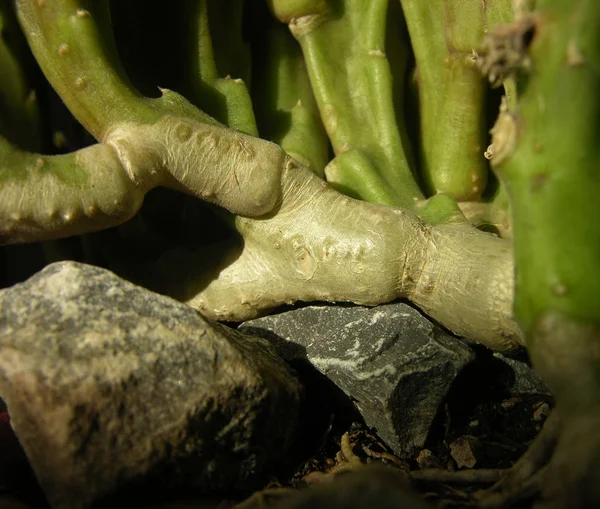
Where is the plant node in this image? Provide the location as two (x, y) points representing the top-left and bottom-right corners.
(476, 15), (537, 87)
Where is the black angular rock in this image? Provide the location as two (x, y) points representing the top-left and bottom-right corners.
(240, 303), (474, 456)
(493, 352), (552, 397)
(0, 262), (301, 509)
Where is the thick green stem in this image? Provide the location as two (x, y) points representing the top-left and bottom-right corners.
(267, 0), (327, 22)
(271, 0), (423, 208)
(491, 0), (600, 408)
(189, 0), (258, 136)
(104, 116), (286, 217)
(4, 0), (293, 243)
(15, 0), (222, 135)
(400, 0), (513, 201)
(14, 0), (165, 139)
(0, 135), (144, 244)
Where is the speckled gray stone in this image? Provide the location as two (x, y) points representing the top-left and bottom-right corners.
(493, 353), (552, 397)
(0, 261), (301, 509)
(240, 303), (474, 456)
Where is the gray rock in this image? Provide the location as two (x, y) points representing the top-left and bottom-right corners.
(240, 303), (474, 456)
(493, 353), (553, 397)
(0, 262), (301, 509)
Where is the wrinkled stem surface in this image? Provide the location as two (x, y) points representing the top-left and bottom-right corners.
(138, 161), (522, 351)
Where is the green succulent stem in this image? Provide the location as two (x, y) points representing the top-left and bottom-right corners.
(266, 0), (327, 23)
(2, 0), (528, 358)
(0, 0), (42, 150)
(400, 0), (513, 201)
(415, 193), (468, 227)
(251, 22), (329, 177)
(492, 0), (600, 411)
(272, 0), (423, 209)
(14, 0), (163, 139)
(0, 135), (145, 243)
(5, 0), (293, 243)
(189, 0), (258, 136)
(14, 0), (219, 141)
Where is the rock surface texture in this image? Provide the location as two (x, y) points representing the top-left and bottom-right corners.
(240, 303), (475, 455)
(493, 352), (552, 397)
(0, 262), (301, 509)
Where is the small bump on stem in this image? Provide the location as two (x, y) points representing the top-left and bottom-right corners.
(75, 9), (90, 20)
(530, 173), (549, 191)
(62, 211), (76, 223)
(567, 40), (585, 66)
(74, 77), (86, 89)
(57, 43), (69, 56)
(173, 123), (193, 142)
(368, 48), (385, 57)
(553, 284), (568, 297)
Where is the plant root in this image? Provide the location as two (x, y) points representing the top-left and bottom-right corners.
(474, 411), (571, 509)
(410, 469), (503, 486)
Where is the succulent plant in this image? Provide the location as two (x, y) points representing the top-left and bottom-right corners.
(1, 0), (599, 506)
